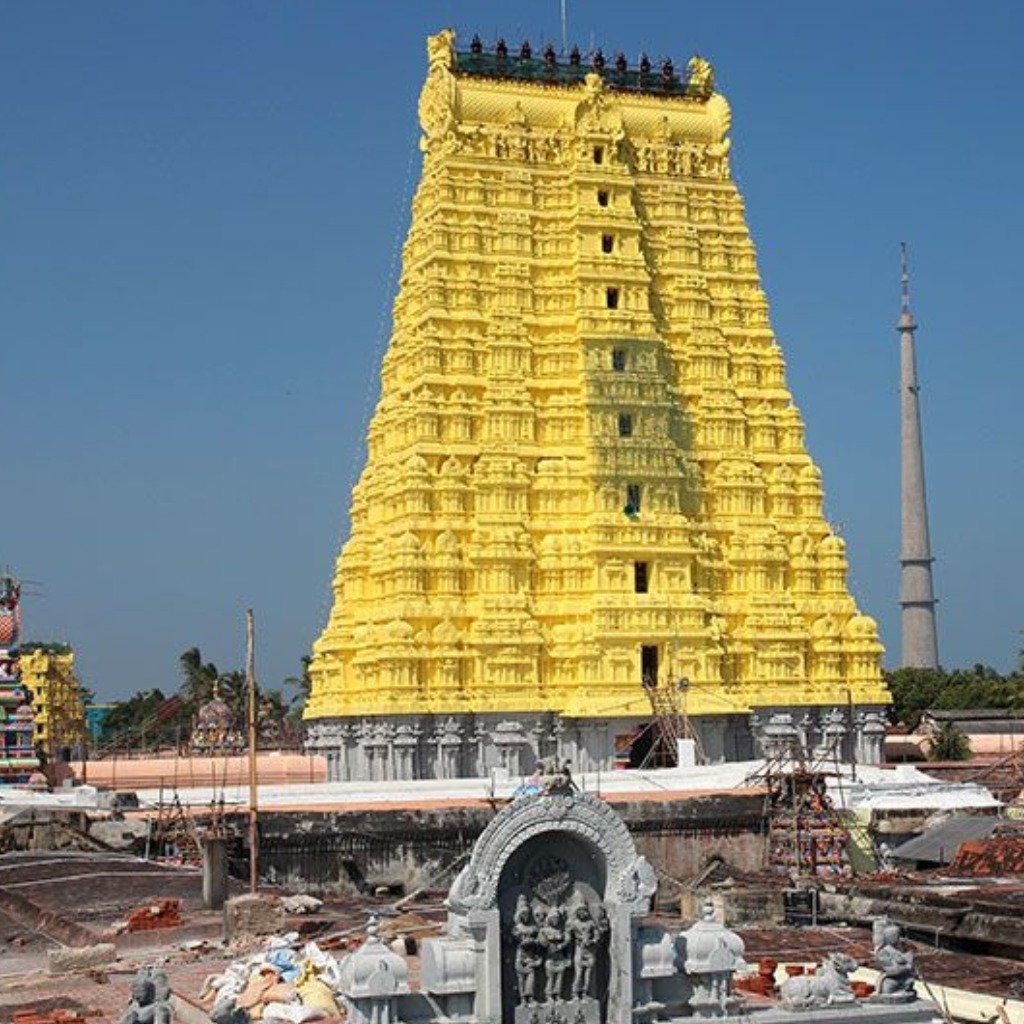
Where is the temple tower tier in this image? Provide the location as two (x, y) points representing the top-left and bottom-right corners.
(304, 31), (890, 778)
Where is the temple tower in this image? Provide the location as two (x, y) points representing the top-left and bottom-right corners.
(305, 32), (891, 779)
(897, 244), (939, 669)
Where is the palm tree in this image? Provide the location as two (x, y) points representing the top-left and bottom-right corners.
(284, 655), (313, 720)
(179, 647), (219, 705)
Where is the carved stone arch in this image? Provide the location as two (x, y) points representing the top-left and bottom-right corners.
(448, 790), (654, 916)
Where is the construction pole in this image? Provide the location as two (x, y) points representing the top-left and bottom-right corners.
(246, 608), (259, 894)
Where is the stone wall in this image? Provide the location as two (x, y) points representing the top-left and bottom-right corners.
(257, 792), (766, 895)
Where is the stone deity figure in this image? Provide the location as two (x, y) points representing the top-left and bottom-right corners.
(873, 921), (917, 999)
(120, 968), (171, 1024)
(539, 906), (572, 1002)
(537, 756), (574, 795)
(512, 895), (542, 1004)
(570, 903), (600, 998)
(150, 969), (172, 1024)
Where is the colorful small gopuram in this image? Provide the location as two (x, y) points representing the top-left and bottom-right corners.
(0, 574), (40, 784)
(305, 32), (890, 779)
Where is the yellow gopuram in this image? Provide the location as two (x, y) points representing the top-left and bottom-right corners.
(305, 31), (890, 780)
(21, 647), (88, 760)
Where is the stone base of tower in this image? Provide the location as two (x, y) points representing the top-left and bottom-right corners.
(305, 706), (889, 782)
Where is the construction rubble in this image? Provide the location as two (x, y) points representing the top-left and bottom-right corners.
(197, 932), (345, 1023)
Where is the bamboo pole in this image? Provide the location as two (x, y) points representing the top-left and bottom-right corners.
(246, 608), (259, 894)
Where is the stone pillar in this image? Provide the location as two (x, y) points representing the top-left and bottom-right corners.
(857, 710), (887, 765)
(339, 724), (354, 781)
(393, 726), (421, 780)
(434, 718), (464, 779)
(472, 723), (489, 777)
(201, 836), (229, 910)
(815, 708), (848, 761)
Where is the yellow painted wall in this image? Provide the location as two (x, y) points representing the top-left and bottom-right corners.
(307, 31), (888, 722)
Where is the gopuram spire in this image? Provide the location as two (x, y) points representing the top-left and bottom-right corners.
(898, 243), (939, 669)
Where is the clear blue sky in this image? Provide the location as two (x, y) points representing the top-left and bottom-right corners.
(4, 2), (1021, 701)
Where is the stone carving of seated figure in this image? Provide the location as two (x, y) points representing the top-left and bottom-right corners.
(120, 968), (172, 1024)
(780, 952), (858, 1010)
(873, 920), (917, 1000)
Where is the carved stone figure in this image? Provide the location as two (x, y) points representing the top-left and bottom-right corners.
(120, 967), (171, 1024)
(872, 920), (917, 1001)
(537, 755), (574, 795)
(539, 907), (572, 1002)
(686, 55), (715, 99)
(682, 900), (747, 1017)
(569, 903), (600, 998)
(512, 895), (542, 1004)
(779, 952), (858, 1009)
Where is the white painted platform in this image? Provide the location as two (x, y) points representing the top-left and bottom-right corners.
(129, 760), (1000, 814)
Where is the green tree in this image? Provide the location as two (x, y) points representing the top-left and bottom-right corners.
(98, 688), (190, 747)
(927, 722), (972, 761)
(179, 647), (220, 705)
(884, 667), (948, 728)
(283, 655), (312, 720)
(885, 664), (1024, 728)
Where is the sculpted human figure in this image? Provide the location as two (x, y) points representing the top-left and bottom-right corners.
(874, 922), (916, 997)
(539, 906), (572, 1002)
(569, 903), (600, 998)
(120, 968), (171, 1024)
(512, 895), (542, 1004)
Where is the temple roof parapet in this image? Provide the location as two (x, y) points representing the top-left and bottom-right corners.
(452, 34), (714, 101)
(422, 29), (730, 145)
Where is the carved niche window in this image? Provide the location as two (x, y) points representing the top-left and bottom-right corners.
(634, 561), (649, 593)
(624, 483), (642, 516)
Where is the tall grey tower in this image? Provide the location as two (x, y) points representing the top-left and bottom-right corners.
(898, 243), (940, 668)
